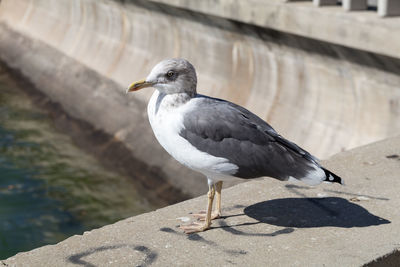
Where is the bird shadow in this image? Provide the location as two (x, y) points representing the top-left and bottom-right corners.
(243, 197), (390, 228)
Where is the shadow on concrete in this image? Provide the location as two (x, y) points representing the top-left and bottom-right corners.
(215, 220), (295, 237)
(244, 197), (390, 228)
(161, 196), (389, 239)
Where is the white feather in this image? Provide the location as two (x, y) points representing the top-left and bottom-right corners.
(296, 165), (325, 186)
(147, 90), (238, 182)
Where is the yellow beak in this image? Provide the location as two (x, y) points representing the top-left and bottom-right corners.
(126, 79), (154, 93)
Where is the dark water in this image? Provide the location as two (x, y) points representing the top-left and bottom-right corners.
(0, 66), (156, 259)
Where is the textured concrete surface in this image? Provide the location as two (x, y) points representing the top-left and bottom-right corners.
(149, 0), (400, 59)
(1, 0), (400, 197)
(2, 136), (400, 266)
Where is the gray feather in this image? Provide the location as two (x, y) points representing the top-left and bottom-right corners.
(179, 95), (319, 180)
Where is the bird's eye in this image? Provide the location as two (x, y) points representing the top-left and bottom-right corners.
(166, 71), (174, 78)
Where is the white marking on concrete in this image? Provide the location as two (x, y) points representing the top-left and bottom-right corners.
(176, 217), (191, 222)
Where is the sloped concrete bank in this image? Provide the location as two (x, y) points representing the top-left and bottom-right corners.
(2, 135), (400, 266)
(1, 0), (400, 197)
(0, 61), (188, 206)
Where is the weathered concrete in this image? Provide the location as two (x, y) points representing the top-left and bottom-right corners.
(149, 0), (400, 58)
(2, 136), (399, 266)
(1, 0), (400, 197)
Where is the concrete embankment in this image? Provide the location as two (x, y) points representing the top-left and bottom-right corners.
(1, 0), (400, 197)
(2, 135), (400, 266)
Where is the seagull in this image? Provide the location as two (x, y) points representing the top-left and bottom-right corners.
(127, 58), (343, 233)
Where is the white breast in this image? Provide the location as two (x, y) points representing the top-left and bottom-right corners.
(147, 90), (238, 181)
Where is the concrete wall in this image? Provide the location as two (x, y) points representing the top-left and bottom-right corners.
(0, 0), (400, 196)
(149, 0), (400, 58)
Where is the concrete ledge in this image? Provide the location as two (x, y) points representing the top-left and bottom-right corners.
(148, 0), (400, 59)
(3, 136), (399, 266)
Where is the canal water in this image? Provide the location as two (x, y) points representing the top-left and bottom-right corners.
(0, 65), (156, 259)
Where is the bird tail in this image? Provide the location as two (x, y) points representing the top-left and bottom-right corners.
(321, 167), (343, 185)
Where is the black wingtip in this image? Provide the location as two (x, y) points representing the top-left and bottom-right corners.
(321, 167), (343, 185)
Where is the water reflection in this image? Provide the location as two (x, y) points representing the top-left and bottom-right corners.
(0, 65), (156, 259)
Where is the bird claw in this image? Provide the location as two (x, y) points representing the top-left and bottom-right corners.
(191, 211), (221, 221)
(191, 210), (206, 219)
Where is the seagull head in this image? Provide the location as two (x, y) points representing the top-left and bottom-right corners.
(127, 58), (197, 96)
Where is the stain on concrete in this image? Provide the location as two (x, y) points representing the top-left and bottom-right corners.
(187, 233), (217, 246)
(159, 226), (249, 257)
(386, 154), (399, 159)
(349, 196), (371, 202)
(134, 246), (158, 266)
(159, 227), (175, 233)
(67, 244), (157, 267)
(224, 249), (248, 256)
(160, 227), (217, 245)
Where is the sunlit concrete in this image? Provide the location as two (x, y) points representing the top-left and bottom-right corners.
(2, 136), (400, 266)
(0, 0), (400, 196)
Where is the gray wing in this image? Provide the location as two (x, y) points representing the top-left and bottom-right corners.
(179, 95), (319, 180)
